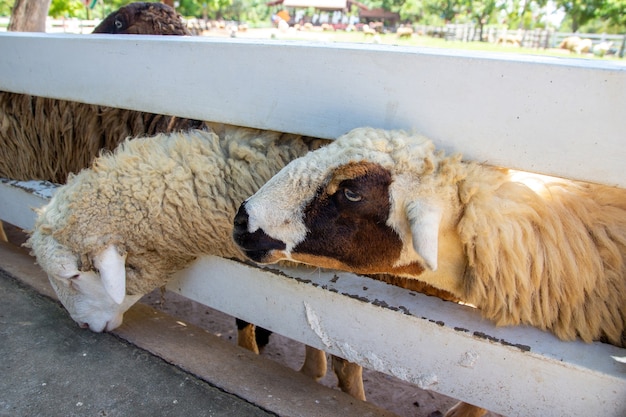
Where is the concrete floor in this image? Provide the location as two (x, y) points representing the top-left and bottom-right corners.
(0, 269), (275, 417)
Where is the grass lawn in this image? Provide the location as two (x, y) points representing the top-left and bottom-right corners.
(230, 27), (625, 63)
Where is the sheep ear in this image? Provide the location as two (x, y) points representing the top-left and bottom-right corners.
(406, 201), (442, 271)
(93, 245), (126, 305)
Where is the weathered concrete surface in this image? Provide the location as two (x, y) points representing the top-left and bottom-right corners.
(0, 269), (275, 417)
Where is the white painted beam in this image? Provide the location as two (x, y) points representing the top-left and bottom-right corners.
(0, 179), (56, 231)
(166, 257), (626, 417)
(0, 33), (625, 187)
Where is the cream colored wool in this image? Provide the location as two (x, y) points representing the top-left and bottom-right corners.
(456, 164), (626, 346)
(241, 127), (626, 347)
(28, 127), (323, 296)
(382, 131), (626, 347)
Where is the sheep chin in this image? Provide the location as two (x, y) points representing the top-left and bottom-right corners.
(47, 270), (141, 333)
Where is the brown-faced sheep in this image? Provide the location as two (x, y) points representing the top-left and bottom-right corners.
(233, 127), (626, 417)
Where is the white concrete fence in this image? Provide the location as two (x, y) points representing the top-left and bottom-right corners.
(0, 32), (625, 416)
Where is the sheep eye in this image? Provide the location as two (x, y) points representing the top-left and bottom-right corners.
(115, 19), (123, 29)
(343, 188), (362, 202)
(68, 274), (80, 290)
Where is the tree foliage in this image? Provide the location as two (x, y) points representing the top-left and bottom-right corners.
(556, 0), (604, 32)
(596, 0), (626, 30)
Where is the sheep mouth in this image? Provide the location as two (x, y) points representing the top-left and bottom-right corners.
(233, 203), (287, 263)
(233, 229), (287, 263)
(242, 249), (273, 263)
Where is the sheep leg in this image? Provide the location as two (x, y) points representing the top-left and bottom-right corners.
(445, 401), (488, 417)
(236, 319), (260, 354)
(299, 345), (327, 381)
(331, 355), (366, 401)
(235, 319), (274, 354)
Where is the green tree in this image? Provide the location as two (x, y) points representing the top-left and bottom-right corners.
(427, 0), (461, 22)
(177, 0), (204, 17)
(398, 0), (425, 21)
(0, 0), (14, 15)
(597, 0), (626, 29)
(462, 0), (497, 39)
(500, 0), (548, 29)
(556, 0), (604, 32)
(48, 0), (84, 18)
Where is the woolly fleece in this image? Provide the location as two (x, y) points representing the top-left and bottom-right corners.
(28, 127), (323, 296)
(242, 127), (626, 347)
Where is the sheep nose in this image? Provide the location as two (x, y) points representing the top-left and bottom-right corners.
(233, 203), (253, 246)
(233, 203), (249, 233)
(232, 202), (286, 262)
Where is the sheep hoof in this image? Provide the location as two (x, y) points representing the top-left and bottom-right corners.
(445, 401), (488, 417)
(332, 355), (366, 401)
(299, 345), (327, 381)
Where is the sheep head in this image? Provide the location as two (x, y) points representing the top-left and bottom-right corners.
(92, 2), (190, 35)
(27, 206), (141, 333)
(233, 127), (466, 281)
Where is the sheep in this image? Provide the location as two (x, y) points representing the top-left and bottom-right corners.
(559, 36), (593, 54)
(0, 2), (197, 185)
(362, 24), (377, 36)
(26, 125), (342, 379)
(396, 26), (413, 39)
(25, 123), (445, 401)
(233, 127), (626, 417)
(1, 0), (311, 367)
(593, 41), (614, 57)
(495, 34), (521, 47)
(25, 126), (322, 329)
(92, 2), (190, 35)
(0, 93), (205, 183)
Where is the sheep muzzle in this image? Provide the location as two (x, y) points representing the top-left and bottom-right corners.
(233, 204), (287, 263)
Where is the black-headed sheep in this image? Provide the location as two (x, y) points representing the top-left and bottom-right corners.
(92, 1), (190, 35)
(0, 2), (196, 185)
(233, 127), (626, 417)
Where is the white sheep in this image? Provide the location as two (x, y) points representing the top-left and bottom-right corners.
(26, 125), (365, 391)
(233, 127), (626, 417)
(27, 126), (321, 330)
(593, 41), (613, 57)
(396, 26), (414, 39)
(0, 0), (276, 360)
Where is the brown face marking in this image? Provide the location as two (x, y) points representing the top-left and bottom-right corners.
(292, 162), (424, 275)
